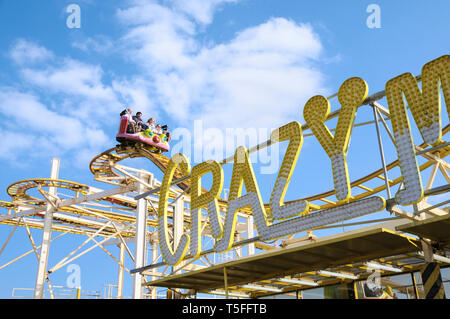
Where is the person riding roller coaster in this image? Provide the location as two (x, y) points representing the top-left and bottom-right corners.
(119, 108), (136, 133)
(117, 108), (170, 153)
(132, 112), (148, 131)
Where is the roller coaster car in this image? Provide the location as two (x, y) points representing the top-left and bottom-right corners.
(116, 116), (170, 153)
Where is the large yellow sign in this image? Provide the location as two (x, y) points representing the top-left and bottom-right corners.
(158, 55), (449, 266)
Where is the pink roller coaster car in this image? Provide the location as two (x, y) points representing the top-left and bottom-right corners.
(116, 116), (170, 153)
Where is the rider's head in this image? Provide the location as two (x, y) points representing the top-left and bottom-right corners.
(136, 112), (142, 118)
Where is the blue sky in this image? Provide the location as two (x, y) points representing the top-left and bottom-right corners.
(0, 0), (449, 298)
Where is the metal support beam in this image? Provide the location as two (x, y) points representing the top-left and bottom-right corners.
(420, 239), (434, 263)
(234, 233), (242, 258)
(173, 195), (185, 252)
(411, 272), (420, 299)
(50, 231), (119, 273)
(247, 215), (255, 256)
(151, 239), (158, 299)
(48, 221), (113, 273)
(34, 158), (60, 299)
(23, 219), (54, 299)
(423, 163), (440, 203)
(117, 243), (125, 299)
(0, 231), (68, 271)
(171, 194), (185, 298)
(223, 267), (229, 299)
(0, 218), (21, 257)
(419, 240), (446, 299)
(132, 172), (150, 299)
(371, 104), (392, 200)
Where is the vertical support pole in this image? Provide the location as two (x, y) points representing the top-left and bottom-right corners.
(235, 233), (242, 257)
(417, 161), (440, 219)
(411, 272), (420, 299)
(247, 215), (255, 256)
(353, 281), (359, 300)
(132, 172), (150, 299)
(223, 267), (229, 299)
(421, 239), (434, 262)
(420, 239), (446, 299)
(23, 219), (55, 298)
(172, 195), (185, 272)
(173, 195), (185, 255)
(371, 105), (392, 199)
(151, 238), (158, 299)
(172, 195), (185, 298)
(117, 242), (125, 299)
(34, 158), (60, 299)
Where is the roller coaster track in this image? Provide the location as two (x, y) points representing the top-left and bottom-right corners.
(90, 144), (187, 188)
(2, 178), (158, 236)
(7, 178), (137, 210)
(90, 143), (229, 206)
(7, 179), (90, 206)
(0, 200), (135, 237)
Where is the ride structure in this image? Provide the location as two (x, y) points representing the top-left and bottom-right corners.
(0, 55), (449, 299)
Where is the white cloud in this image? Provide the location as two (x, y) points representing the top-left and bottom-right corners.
(118, 13), (197, 71)
(15, 52), (158, 124)
(190, 18), (326, 129)
(2, 37), (159, 167)
(112, 78), (159, 119)
(116, 4), (329, 129)
(0, 129), (36, 160)
(17, 57), (127, 130)
(0, 88), (109, 166)
(21, 59), (116, 102)
(119, 0), (237, 27)
(72, 36), (114, 54)
(9, 39), (54, 65)
(118, 0), (195, 31)
(171, 0), (238, 25)
(225, 18), (322, 59)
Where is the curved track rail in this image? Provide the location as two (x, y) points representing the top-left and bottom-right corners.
(2, 178), (159, 236)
